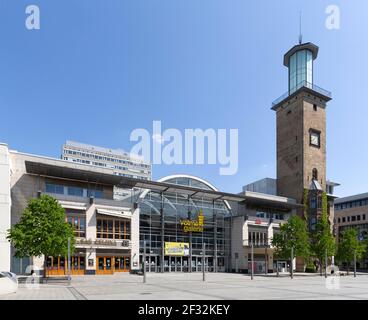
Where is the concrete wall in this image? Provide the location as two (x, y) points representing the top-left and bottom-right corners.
(0, 144), (11, 271)
(131, 206), (140, 271)
(231, 216), (247, 272)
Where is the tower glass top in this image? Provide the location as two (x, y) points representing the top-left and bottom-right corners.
(289, 49), (313, 94)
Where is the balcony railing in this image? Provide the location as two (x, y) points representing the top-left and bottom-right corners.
(272, 81), (332, 107)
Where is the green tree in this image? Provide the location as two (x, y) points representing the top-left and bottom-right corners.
(310, 192), (336, 275)
(7, 194), (75, 277)
(336, 228), (365, 275)
(272, 215), (310, 262)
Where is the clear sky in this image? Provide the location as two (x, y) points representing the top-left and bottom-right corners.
(0, 0), (366, 197)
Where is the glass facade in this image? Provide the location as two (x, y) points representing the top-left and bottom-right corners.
(289, 49), (313, 94)
(138, 176), (232, 272)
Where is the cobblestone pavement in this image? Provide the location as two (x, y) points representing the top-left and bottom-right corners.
(1, 273), (368, 300)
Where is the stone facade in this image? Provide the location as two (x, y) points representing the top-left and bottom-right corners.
(6, 150), (140, 275)
(276, 90), (328, 206)
(0, 144), (11, 272)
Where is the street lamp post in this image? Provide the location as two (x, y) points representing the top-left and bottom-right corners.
(325, 248), (328, 279)
(143, 240), (147, 283)
(67, 237), (71, 285)
(202, 242), (206, 282)
(251, 243), (254, 280)
(290, 246), (294, 279)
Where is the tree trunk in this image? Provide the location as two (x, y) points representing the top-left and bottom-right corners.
(319, 261), (323, 276)
(347, 263), (350, 275)
(43, 254), (47, 279)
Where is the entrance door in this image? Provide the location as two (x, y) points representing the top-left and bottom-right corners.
(149, 256), (158, 272)
(183, 257), (189, 272)
(197, 257), (203, 272)
(170, 257), (176, 272)
(164, 257), (170, 272)
(176, 257), (182, 272)
(71, 256), (86, 275)
(46, 257), (66, 276)
(96, 257), (114, 275)
(114, 256), (130, 272)
(217, 257), (225, 272)
(191, 257), (196, 272)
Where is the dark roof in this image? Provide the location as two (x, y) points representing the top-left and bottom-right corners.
(25, 160), (302, 210)
(25, 160), (245, 202)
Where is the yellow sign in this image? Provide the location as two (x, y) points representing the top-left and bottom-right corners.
(180, 211), (204, 233)
(164, 242), (190, 256)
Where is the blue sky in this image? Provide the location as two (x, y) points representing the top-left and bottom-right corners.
(0, 0), (367, 197)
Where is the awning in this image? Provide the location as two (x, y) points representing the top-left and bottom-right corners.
(59, 201), (87, 211)
(96, 208), (132, 219)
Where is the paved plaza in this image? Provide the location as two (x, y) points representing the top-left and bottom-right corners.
(1, 272), (368, 300)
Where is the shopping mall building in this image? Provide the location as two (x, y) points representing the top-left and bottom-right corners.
(0, 144), (300, 275)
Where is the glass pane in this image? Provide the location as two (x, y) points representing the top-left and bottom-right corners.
(80, 257), (85, 269)
(106, 258), (111, 270)
(73, 257), (78, 269)
(53, 257), (58, 269)
(59, 257), (65, 270)
(108, 221), (113, 239)
(103, 220), (107, 238)
(115, 257), (120, 269)
(67, 186), (83, 197)
(98, 258), (104, 270)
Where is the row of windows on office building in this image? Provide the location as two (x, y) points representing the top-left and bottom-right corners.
(113, 171), (149, 180)
(255, 212), (288, 221)
(63, 156), (150, 175)
(46, 183), (104, 199)
(63, 149), (150, 168)
(63, 156), (150, 179)
(335, 199), (368, 211)
(335, 214), (367, 224)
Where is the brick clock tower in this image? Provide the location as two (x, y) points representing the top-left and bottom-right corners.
(272, 42), (333, 232)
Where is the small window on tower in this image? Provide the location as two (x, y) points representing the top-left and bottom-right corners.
(312, 168), (318, 180)
(313, 104), (318, 111)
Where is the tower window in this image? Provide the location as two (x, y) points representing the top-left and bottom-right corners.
(312, 168), (318, 180)
(313, 104), (318, 111)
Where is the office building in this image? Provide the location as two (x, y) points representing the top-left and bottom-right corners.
(62, 141), (152, 200)
(334, 193), (368, 270)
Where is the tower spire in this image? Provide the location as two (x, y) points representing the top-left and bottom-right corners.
(299, 11), (303, 44)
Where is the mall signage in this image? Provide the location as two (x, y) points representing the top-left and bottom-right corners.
(180, 211), (204, 233)
(76, 238), (131, 247)
(164, 242), (190, 256)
